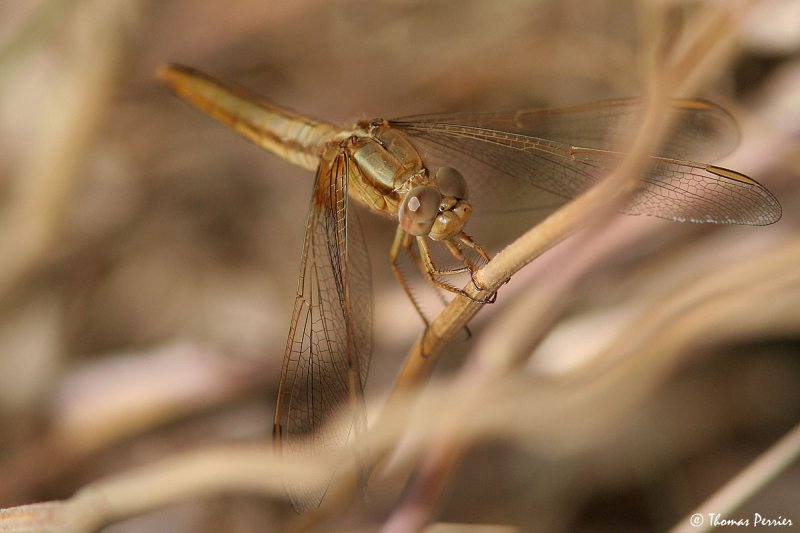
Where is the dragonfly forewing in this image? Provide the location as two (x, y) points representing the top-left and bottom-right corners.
(390, 114), (781, 226)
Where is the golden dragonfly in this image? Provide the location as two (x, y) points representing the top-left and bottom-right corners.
(159, 65), (780, 511)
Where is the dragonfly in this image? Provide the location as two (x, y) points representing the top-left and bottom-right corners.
(158, 65), (781, 511)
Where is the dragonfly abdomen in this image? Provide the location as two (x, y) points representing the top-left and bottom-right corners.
(159, 64), (338, 170)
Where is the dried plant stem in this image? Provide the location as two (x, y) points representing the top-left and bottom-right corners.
(573, 235), (800, 387)
(0, 0), (80, 82)
(306, 103), (663, 527)
(1, 239), (796, 533)
(0, 0), (136, 300)
(384, 233), (800, 532)
(0, 444), (318, 533)
(379, 119), (664, 532)
(670, 422), (800, 533)
(381, 5), (751, 530)
(385, 0), (752, 398)
(388, 106), (661, 394)
(381, 441), (467, 533)
(304, 154), (649, 526)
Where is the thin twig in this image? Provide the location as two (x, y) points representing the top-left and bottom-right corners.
(0, 444), (319, 533)
(2, 245), (797, 532)
(380, 4), (754, 529)
(0, 0), (137, 300)
(670, 422), (800, 533)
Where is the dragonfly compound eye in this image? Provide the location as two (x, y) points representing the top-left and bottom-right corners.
(399, 185), (442, 236)
(435, 167), (468, 200)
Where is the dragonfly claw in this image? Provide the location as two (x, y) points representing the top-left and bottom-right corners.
(466, 268), (497, 304)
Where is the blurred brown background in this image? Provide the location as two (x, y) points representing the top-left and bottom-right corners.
(0, 1), (798, 531)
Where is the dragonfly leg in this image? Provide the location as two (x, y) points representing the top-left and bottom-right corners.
(457, 232), (492, 264)
(417, 236), (470, 277)
(416, 236), (494, 304)
(390, 225), (431, 327)
(443, 239), (480, 271)
(405, 233), (460, 312)
(453, 232), (499, 300)
(443, 232), (499, 302)
(386, 227), (474, 345)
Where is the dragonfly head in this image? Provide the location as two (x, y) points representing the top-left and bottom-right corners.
(398, 167), (471, 241)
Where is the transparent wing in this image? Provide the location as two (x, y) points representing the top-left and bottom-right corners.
(389, 119), (781, 227)
(393, 98), (741, 162)
(274, 150), (372, 512)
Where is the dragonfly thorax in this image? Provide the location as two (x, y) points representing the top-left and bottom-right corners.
(350, 123), (473, 240)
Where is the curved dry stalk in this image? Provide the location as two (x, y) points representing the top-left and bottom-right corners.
(380, 5), (759, 529)
(0, 0), (139, 300)
(385, 0), (754, 396)
(670, 422), (800, 533)
(356, 107), (668, 531)
(0, 444), (318, 533)
(0, 342), (272, 506)
(378, 137), (661, 532)
(377, 67), (681, 530)
(387, 96), (667, 394)
(0, 0), (81, 82)
(0, 373), (657, 530)
(1, 262), (797, 533)
(0, 379), (564, 531)
(567, 236), (800, 401)
(382, 237), (800, 532)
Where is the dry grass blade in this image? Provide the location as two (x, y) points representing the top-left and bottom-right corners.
(380, 5), (784, 530)
(0, 445), (326, 533)
(671, 422), (800, 533)
(0, 0), (139, 298)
